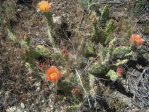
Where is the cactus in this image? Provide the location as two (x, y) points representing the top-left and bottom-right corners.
(89, 63), (110, 76)
(89, 44), (132, 80)
(83, 39), (95, 57)
(106, 70), (118, 81)
(114, 59), (129, 67)
(112, 46), (131, 59)
(45, 13), (55, 45)
(44, 13), (53, 29)
(100, 5), (110, 27)
(105, 20), (114, 34)
(51, 52), (67, 65)
(35, 45), (51, 57)
(92, 5), (113, 46)
(88, 9), (132, 80)
(92, 27), (106, 44)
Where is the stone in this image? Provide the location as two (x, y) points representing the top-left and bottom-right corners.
(6, 106), (17, 112)
(20, 103), (25, 109)
(53, 16), (62, 25)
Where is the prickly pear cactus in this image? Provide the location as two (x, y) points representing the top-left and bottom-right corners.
(89, 63), (109, 76)
(83, 39), (95, 57)
(35, 45), (51, 57)
(106, 70), (118, 81)
(92, 27), (106, 44)
(112, 46), (131, 58)
(105, 19), (114, 34)
(104, 20), (114, 44)
(100, 5), (109, 27)
(91, 5), (113, 46)
(87, 4), (133, 82)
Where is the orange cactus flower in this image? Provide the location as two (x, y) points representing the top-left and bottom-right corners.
(45, 66), (62, 83)
(129, 34), (144, 47)
(37, 1), (52, 13)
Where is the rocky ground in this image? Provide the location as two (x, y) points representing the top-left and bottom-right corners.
(0, 0), (149, 112)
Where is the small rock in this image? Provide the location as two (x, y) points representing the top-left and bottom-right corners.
(53, 16), (62, 25)
(34, 82), (41, 87)
(36, 87), (40, 91)
(16, 108), (22, 112)
(146, 109), (149, 112)
(20, 102), (25, 109)
(6, 106), (16, 112)
(42, 100), (44, 103)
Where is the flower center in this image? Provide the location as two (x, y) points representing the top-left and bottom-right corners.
(50, 73), (57, 78)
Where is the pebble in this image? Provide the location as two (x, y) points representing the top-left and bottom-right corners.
(36, 87), (40, 91)
(42, 100), (44, 103)
(6, 106), (16, 112)
(16, 108), (22, 112)
(6, 106), (25, 112)
(34, 82), (41, 89)
(20, 102), (25, 109)
(53, 16), (62, 24)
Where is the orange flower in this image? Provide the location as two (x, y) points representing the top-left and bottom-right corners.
(37, 1), (52, 13)
(129, 34), (144, 47)
(45, 66), (62, 83)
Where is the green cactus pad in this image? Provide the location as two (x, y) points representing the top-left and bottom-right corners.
(112, 46), (131, 59)
(100, 5), (110, 27)
(92, 27), (106, 45)
(35, 45), (51, 57)
(105, 20), (114, 34)
(106, 70), (118, 81)
(89, 63), (109, 76)
(83, 39), (95, 57)
(114, 59), (129, 66)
